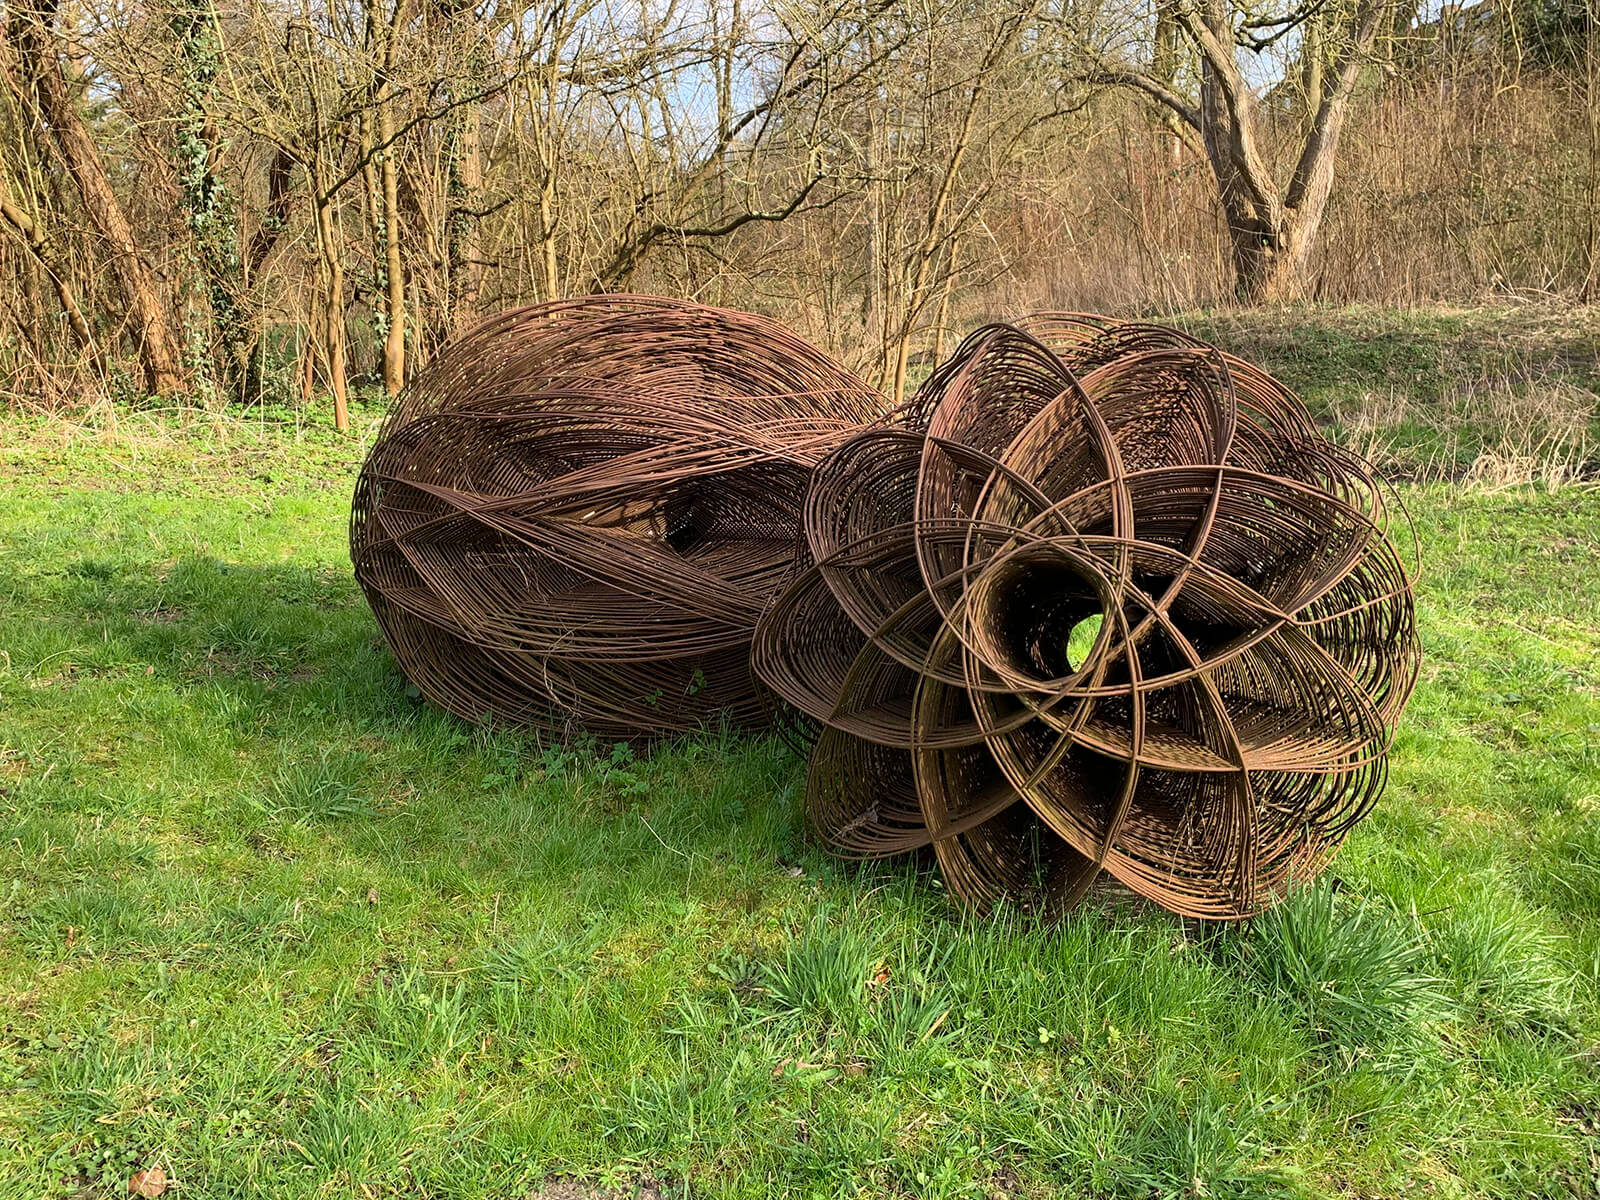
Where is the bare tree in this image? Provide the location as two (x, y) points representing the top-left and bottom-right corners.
(1089, 0), (1391, 300)
(0, 169), (98, 366)
(3, 0), (1597, 415)
(8, 0), (185, 394)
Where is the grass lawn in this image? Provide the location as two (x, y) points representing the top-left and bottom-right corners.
(1, 307), (1598, 1198)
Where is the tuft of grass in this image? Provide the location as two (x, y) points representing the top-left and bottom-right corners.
(1099, 1091), (1292, 1200)
(757, 909), (878, 1034)
(1431, 892), (1575, 1036)
(1243, 884), (1451, 1054)
(263, 747), (375, 823)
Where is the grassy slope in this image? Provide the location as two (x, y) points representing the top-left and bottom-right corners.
(1180, 305), (1600, 482)
(0, 313), (1598, 1199)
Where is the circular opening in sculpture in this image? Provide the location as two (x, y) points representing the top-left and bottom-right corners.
(663, 489), (709, 554)
(1008, 582), (1102, 680)
(967, 553), (1109, 685)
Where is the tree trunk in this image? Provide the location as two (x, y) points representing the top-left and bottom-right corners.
(1185, 0), (1379, 302)
(375, 0), (409, 395)
(537, 165), (559, 301)
(931, 264), (956, 366)
(712, 0), (740, 231)
(0, 176), (98, 363)
(446, 103), (483, 334)
(1194, 0), (1295, 301)
(300, 290), (319, 408)
(1301, 13), (1327, 129)
(311, 175), (350, 432)
(171, 0), (248, 399)
(1154, 0), (1186, 165)
(1227, 220), (1312, 302)
(14, 0), (184, 395)
(863, 97), (883, 371)
(523, 49), (562, 302)
(240, 145), (295, 401)
(379, 103), (406, 393)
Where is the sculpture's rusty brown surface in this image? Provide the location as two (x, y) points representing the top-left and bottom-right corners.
(752, 314), (1420, 920)
(353, 299), (1419, 921)
(350, 296), (881, 738)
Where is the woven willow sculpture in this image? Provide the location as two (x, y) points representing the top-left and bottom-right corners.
(350, 296), (881, 738)
(751, 315), (1420, 920)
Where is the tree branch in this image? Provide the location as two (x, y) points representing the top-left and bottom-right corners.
(1088, 66), (1202, 131)
(1285, 0), (1385, 211)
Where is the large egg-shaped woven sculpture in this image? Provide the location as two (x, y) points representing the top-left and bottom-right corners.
(753, 315), (1419, 919)
(352, 296), (882, 738)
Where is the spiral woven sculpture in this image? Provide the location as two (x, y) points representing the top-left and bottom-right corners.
(752, 314), (1419, 920)
(350, 296), (881, 738)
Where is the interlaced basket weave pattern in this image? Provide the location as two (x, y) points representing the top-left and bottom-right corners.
(751, 315), (1420, 920)
(350, 296), (881, 738)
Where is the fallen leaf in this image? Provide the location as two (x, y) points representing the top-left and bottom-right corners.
(129, 1167), (167, 1197)
(144, 665), (154, 676)
(366, 887), (378, 905)
(773, 1058), (825, 1078)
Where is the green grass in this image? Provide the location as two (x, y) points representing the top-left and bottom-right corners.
(1178, 304), (1600, 484)
(2, 324), (1599, 1198)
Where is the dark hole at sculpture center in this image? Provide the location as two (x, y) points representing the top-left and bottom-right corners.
(664, 489), (710, 554)
(1002, 565), (1106, 680)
